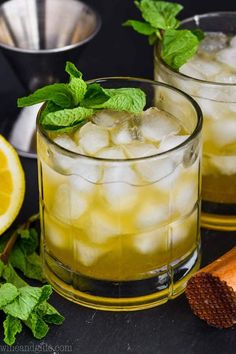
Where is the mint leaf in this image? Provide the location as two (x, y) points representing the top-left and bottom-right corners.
(39, 101), (61, 124)
(2, 264), (27, 288)
(41, 107), (94, 132)
(161, 29), (201, 70)
(68, 78), (87, 106)
(65, 61), (83, 79)
(0, 259), (5, 276)
(137, 0), (183, 30)
(81, 83), (110, 107)
(25, 312), (49, 339)
(8, 228), (44, 282)
(38, 285), (53, 304)
(3, 285), (50, 321)
(37, 302), (65, 325)
(3, 315), (22, 346)
(84, 88), (146, 113)
(0, 284), (19, 308)
(17, 83), (74, 108)
(103, 88), (146, 113)
(148, 32), (159, 45)
(191, 29), (205, 41)
(23, 253), (44, 281)
(10, 248), (44, 282)
(123, 20), (156, 35)
(18, 228), (39, 255)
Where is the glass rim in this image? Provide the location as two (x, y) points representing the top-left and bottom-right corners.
(37, 77), (203, 163)
(0, 0), (101, 54)
(155, 11), (236, 87)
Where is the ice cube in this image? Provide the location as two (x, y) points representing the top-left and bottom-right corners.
(179, 62), (206, 80)
(229, 103), (236, 113)
(133, 227), (167, 254)
(52, 184), (88, 221)
(51, 136), (80, 173)
(96, 146), (126, 159)
(196, 97), (226, 121)
(140, 107), (181, 142)
(230, 35), (236, 48)
(69, 174), (95, 194)
(75, 240), (106, 266)
(111, 122), (133, 145)
(41, 161), (66, 186)
(155, 165), (182, 191)
(102, 163), (138, 184)
(54, 135), (78, 152)
(172, 175), (198, 215)
(73, 159), (102, 183)
(213, 73), (236, 84)
(103, 182), (138, 211)
(52, 148), (75, 173)
(159, 135), (189, 152)
(92, 109), (128, 128)
(171, 209), (198, 245)
(136, 200), (169, 229)
(44, 215), (69, 248)
(193, 84), (223, 101)
(180, 57), (222, 79)
(124, 142), (159, 158)
(135, 157), (176, 183)
(87, 211), (121, 244)
(211, 156), (236, 175)
(216, 48), (236, 71)
(210, 118), (236, 147)
(75, 122), (109, 155)
(199, 32), (228, 53)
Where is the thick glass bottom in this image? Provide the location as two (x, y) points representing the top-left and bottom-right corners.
(201, 201), (236, 231)
(43, 247), (201, 311)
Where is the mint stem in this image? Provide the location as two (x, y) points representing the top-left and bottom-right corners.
(0, 214), (39, 265)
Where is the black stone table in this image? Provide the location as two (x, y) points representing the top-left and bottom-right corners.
(0, 1), (235, 353)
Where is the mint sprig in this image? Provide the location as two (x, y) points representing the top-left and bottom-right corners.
(18, 62), (147, 133)
(161, 29), (201, 69)
(123, 0), (204, 70)
(136, 0), (183, 30)
(0, 215), (64, 345)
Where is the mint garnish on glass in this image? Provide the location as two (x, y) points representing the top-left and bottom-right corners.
(123, 0), (204, 70)
(18, 62), (146, 133)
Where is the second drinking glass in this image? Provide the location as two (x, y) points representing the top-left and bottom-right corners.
(155, 12), (236, 230)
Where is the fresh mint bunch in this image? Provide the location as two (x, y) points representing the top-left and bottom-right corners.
(0, 215), (64, 345)
(18, 62), (147, 133)
(123, 0), (204, 70)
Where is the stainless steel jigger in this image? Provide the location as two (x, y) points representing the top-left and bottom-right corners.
(0, 0), (101, 158)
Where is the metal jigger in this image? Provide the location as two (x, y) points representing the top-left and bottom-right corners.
(0, 0), (101, 158)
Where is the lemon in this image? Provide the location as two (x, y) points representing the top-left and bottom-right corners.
(0, 135), (25, 234)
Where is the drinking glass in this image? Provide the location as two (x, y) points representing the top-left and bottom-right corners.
(37, 78), (202, 311)
(155, 12), (236, 230)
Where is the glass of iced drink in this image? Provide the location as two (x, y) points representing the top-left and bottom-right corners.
(37, 78), (202, 310)
(155, 12), (236, 230)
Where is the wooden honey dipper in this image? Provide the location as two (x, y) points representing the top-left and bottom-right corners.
(186, 247), (236, 328)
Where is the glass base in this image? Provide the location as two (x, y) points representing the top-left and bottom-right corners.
(43, 247), (201, 311)
(201, 201), (236, 231)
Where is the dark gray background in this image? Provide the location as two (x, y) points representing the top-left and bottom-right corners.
(0, 0), (236, 353)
